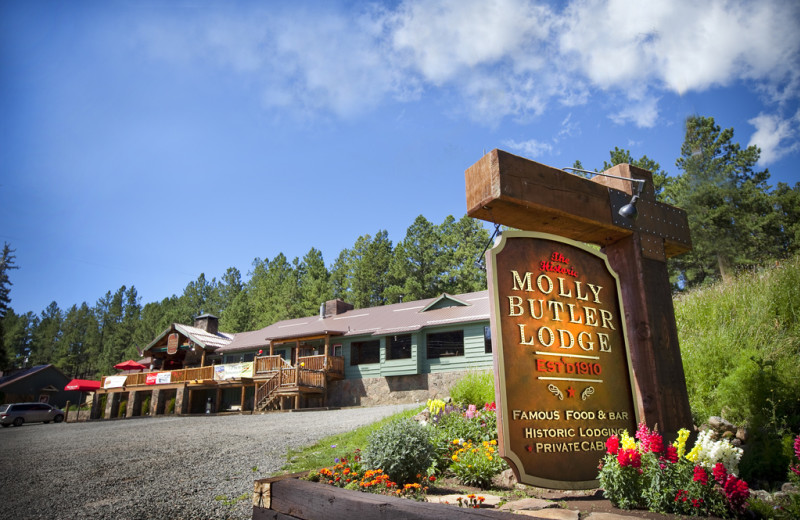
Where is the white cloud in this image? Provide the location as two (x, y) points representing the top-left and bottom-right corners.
(503, 138), (553, 158)
(748, 111), (800, 165)
(390, 0), (553, 84)
(133, 0), (800, 132)
(609, 95), (660, 128)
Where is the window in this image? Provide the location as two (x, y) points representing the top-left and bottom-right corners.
(350, 340), (380, 365)
(427, 330), (464, 359)
(333, 344), (343, 357)
(386, 334), (412, 360)
(484, 326), (492, 353)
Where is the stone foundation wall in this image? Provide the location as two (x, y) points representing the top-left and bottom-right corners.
(327, 371), (475, 408)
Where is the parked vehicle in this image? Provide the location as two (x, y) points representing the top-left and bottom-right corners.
(0, 403), (65, 427)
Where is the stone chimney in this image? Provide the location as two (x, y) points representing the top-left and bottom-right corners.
(320, 299), (354, 318)
(194, 313), (219, 335)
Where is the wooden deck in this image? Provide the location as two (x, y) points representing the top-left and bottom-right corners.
(98, 355), (345, 412)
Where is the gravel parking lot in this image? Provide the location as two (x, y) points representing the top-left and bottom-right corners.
(0, 404), (418, 520)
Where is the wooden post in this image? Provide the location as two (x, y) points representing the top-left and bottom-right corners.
(240, 384), (246, 412)
(64, 401), (71, 422)
(466, 150), (693, 438)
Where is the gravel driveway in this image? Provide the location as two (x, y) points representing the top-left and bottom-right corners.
(0, 404), (419, 520)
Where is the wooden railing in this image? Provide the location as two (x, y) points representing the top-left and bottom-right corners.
(298, 355), (324, 371)
(299, 370), (325, 388)
(254, 371), (281, 410)
(328, 356), (344, 375)
(100, 355), (343, 391)
(281, 368), (296, 386)
(100, 366), (215, 388)
(255, 355), (290, 374)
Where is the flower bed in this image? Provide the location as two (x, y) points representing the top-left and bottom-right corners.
(598, 423), (750, 517)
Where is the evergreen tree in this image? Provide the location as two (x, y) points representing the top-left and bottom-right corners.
(30, 301), (62, 366)
(2, 309), (34, 369)
(386, 215), (441, 303)
(601, 147), (673, 201)
(667, 115), (772, 286)
(298, 248), (333, 316)
(248, 254), (302, 328)
(439, 215), (489, 294)
(219, 290), (252, 333)
(0, 243), (18, 370)
(59, 303), (100, 377)
(332, 231), (393, 308)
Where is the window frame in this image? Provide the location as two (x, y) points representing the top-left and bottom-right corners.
(350, 340), (381, 365)
(386, 334), (412, 360)
(426, 330), (465, 359)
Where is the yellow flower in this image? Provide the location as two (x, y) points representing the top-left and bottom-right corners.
(620, 430), (636, 450)
(673, 428), (690, 459)
(686, 444), (700, 462)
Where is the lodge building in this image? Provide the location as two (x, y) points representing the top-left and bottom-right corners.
(92, 291), (493, 419)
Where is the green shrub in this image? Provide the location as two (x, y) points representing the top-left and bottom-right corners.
(449, 438), (506, 488)
(118, 400), (127, 418)
(449, 370), (495, 407)
(363, 418), (435, 485)
(166, 397), (175, 414)
(142, 395), (151, 416)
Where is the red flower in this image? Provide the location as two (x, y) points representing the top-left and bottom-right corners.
(428, 475), (436, 482)
(692, 466), (708, 486)
(713, 462), (728, 486)
(723, 475), (750, 513)
(617, 449), (641, 468)
(606, 435), (620, 455)
(662, 445), (678, 464)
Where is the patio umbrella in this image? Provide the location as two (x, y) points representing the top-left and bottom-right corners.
(64, 379), (101, 392)
(114, 360), (147, 371)
(64, 379), (102, 421)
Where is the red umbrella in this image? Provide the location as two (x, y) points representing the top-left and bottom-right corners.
(64, 379), (101, 392)
(114, 360), (147, 371)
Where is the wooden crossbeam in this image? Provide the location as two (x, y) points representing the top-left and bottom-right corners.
(465, 149), (691, 260)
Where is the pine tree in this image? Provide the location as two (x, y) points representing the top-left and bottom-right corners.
(667, 116), (772, 286)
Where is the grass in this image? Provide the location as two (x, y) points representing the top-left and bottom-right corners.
(277, 405), (424, 475)
(674, 254), (800, 431)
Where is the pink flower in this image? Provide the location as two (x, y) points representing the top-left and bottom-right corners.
(465, 404), (477, 419)
(606, 435), (619, 455)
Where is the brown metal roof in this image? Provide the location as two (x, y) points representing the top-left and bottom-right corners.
(219, 290), (489, 354)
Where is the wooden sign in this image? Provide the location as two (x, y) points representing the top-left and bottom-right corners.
(487, 231), (638, 488)
(465, 150), (693, 445)
(167, 333), (179, 355)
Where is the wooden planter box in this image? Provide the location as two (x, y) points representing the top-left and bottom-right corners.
(253, 475), (520, 520)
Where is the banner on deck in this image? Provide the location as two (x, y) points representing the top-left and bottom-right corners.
(103, 375), (127, 389)
(156, 372), (172, 385)
(214, 362), (254, 381)
(146, 373), (157, 385)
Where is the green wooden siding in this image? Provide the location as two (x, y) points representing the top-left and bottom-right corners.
(342, 320), (492, 380)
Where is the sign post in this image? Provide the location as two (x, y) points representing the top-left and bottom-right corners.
(466, 150), (693, 488)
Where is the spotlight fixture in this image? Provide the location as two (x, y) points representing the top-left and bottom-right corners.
(562, 167), (645, 221)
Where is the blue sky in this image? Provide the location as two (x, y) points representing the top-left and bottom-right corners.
(2, 0), (799, 316)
